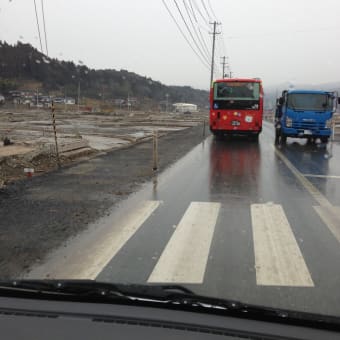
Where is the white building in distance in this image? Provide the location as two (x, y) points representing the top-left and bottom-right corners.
(172, 103), (198, 113)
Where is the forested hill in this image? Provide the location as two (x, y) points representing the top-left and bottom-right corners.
(0, 41), (208, 107)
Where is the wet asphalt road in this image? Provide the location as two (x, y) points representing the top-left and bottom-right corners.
(29, 121), (340, 317)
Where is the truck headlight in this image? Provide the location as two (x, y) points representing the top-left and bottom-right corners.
(286, 117), (292, 127)
(326, 119), (332, 128)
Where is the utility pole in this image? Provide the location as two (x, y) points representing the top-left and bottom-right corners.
(77, 80), (80, 113)
(64, 87), (67, 112)
(209, 21), (221, 87)
(51, 100), (61, 168)
(165, 93), (169, 113)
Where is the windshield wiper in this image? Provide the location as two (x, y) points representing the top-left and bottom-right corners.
(0, 280), (340, 331)
(0, 280), (194, 301)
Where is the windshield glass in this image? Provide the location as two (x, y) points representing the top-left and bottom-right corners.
(214, 82), (260, 100)
(1, 0), (340, 326)
(287, 93), (333, 111)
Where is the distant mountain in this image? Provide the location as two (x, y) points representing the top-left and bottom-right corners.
(0, 41), (208, 108)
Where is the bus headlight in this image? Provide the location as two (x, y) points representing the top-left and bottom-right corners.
(245, 115), (253, 123)
(286, 117), (292, 127)
(326, 119), (332, 128)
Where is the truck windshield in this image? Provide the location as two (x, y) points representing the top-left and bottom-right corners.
(287, 93), (332, 111)
(214, 82), (260, 101)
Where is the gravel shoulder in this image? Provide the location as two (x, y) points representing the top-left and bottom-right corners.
(0, 124), (207, 278)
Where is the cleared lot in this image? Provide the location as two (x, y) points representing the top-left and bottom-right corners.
(0, 109), (207, 185)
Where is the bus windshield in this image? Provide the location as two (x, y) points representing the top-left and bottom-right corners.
(287, 93), (332, 111)
(214, 82), (260, 101)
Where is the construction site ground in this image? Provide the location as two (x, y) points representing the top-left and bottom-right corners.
(0, 109), (206, 186)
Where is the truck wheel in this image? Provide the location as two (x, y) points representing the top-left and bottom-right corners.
(275, 129), (280, 145)
(321, 137), (329, 144)
(307, 137), (314, 144)
(280, 134), (287, 145)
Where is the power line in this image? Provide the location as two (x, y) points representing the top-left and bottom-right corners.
(191, 0), (210, 27)
(161, 0), (210, 70)
(187, 0), (212, 60)
(202, 0), (230, 73)
(183, 0), (211, 61)
(220, 25), (227, 55)
(33, 0), (43, 53)
(207, 0), (218, 21)
(187, 0), (198, 22)
(41, 0), (49, 56)
(172, 0), (211, 65)
(201, 0), (213, 22)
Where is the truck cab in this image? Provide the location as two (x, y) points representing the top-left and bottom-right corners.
(274, 89), (338, 144)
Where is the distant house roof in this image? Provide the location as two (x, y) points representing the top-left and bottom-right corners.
(173, 103), (197, 107)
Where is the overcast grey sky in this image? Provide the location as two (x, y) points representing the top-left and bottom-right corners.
(1, 0), (340, 90)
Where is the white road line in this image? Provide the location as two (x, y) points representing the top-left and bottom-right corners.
(148, 202), (220, 284)
(303, 174), (340, 179)
(27, 200), (161, 280)
(273, 146), (340, 245)
(273, 146), (331, 208)
(314, 205), (340, 243)
(251, 203), (314, 287)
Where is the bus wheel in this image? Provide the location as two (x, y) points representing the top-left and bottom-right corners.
(213, 131), (222, 139)
(321, 137), (329, 144)
(252, 133), (259, 142)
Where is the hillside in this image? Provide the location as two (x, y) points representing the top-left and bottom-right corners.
(0, 41), (208, 108)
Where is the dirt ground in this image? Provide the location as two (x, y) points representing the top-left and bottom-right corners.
(0, 109), (205, 186)
(0, 124), (208, 278)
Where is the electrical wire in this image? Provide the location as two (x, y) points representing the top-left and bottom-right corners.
(201, 0), (231, 76)
(187, 0), (212, 59)
(161, 0), (210, 70)
(172, 0), (211, 65)
(183, 0), (211, 60)
(191, 0), (210, 28)
(207, 0), (218, 21)
(33, 0), (43, 53)
(41, 0), (49, 56)
(200, 0), (213, 22)
(188, 0), (213, 61)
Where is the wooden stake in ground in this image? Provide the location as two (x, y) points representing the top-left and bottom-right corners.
(51, 101), (61, 168)
(152, 130), (158, 171)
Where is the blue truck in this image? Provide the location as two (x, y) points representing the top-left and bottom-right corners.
(274, 89), (339, 144)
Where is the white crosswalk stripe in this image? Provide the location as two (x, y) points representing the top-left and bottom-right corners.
(27, 200), (161, 280)
(148, 202), (220, 284)
(251, 203), (314, 287)
(28, 198), (317, 287)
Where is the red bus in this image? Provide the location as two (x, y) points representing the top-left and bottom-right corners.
(209, 78), (264, 140)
